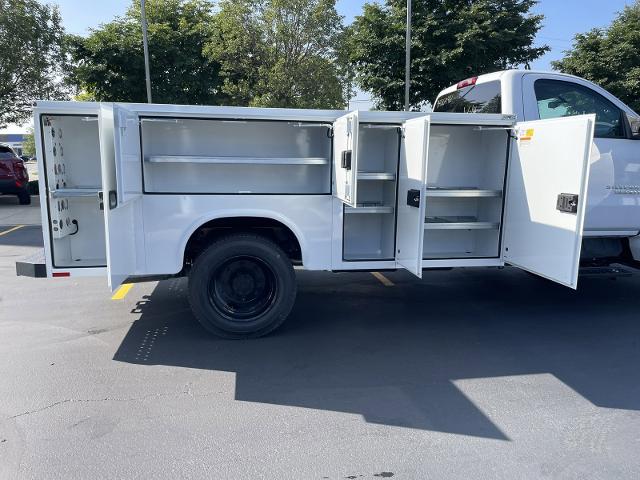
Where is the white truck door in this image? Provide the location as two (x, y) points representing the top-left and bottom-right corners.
(395, 116), (431, 278)
(333, 111), (359, 207)
(502, 115), (595, 289)
(100, 104), (144, 291)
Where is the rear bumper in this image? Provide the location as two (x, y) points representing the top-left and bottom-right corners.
(16, 249), (47, 278)
(0, 178), (27, 194)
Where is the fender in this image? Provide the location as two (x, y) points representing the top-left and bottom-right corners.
(178, 208), (309, 268)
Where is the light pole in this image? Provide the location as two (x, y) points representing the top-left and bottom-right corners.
(404, 0), (412, 111)
(141, 0), (153, 103)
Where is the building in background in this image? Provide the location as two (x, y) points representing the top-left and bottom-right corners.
(0, 123), (31, 156)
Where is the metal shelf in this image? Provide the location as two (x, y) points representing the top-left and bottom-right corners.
(51, 188), (101, 199)
(146, 155), (329, 165)
(424, 221), (500, 230)
(425, 188), (502, 198)
(345, 205), (395, 214)
(357, 172), (396, 181)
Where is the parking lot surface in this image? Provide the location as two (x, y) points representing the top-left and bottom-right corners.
(1, 197), (640, 479)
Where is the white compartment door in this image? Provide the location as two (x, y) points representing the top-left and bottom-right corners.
(395, 116), (431, 278)
(100, 104), (144, 291)
(502, 115), (595, 289)
(332, 111), (359, 207)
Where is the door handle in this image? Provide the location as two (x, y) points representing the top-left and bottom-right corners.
(407, 189), (421, 208)
(108, 190), (118, 209)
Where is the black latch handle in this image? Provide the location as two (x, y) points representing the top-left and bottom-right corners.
(341, 150), (352, 170)
(556, 193), (578, 214)
(407, 189), (421, 208)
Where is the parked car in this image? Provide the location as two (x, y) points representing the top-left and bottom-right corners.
(0, 144), (31, 204)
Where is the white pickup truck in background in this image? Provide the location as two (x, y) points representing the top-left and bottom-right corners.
(434, 70), (640, 265)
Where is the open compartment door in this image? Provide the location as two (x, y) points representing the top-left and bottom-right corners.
(333, 111), (359, 207)
(395, 116), (431, 278)
(502, 115), (595, 289)
(100, 104), (144, 291)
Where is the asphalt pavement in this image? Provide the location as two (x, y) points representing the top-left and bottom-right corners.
(1, 196), (640, 479)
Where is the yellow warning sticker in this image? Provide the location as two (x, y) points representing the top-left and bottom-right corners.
(519, 128), (535, 141)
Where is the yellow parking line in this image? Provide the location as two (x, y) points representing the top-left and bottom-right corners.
(0, 225), (25, 236)
(111, 283), (133, 300)
(371, 271), (394, 287)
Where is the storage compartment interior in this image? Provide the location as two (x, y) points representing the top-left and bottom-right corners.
(42, 115), (106, 267)
(343, 125), (399, 260)
(423, 125), (508, 259)
(141, 118), (332, 194)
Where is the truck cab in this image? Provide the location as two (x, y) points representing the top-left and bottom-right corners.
(434, 70), (640, 263)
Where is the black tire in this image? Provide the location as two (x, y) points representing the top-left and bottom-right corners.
(17, 190), (31, 205)
(188, 233), (297, 339)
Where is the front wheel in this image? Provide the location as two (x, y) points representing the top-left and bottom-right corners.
(188, 233), (297, 339)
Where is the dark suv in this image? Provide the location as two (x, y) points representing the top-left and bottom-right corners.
(0, 144), (30, 205)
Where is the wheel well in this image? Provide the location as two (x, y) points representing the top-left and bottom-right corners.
(183, 217), (302, 272)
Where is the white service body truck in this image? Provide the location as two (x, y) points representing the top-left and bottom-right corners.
(16, 73), (639, 338)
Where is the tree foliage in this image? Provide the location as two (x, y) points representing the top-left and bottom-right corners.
(69, 0), (223, 104)
(208, 0), (352, 109)
(0, 0), (69, 126)
(552, 1), (640, 114)
(68, 0), (352, 109)
(348, 0), (548, 110)
(21, 127), (35, 157)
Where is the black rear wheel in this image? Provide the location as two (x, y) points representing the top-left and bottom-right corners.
(188, 234), (297, 339)
(17, 190), (31, 205)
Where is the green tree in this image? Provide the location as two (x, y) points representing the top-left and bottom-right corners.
(21, 127), (36, 157)
(0, 0), (69, 127)
(207, 0), (352, 109)
(69, 0), (223, 104)
(552, 1), (640, 114)
(349, 0), (548, 110)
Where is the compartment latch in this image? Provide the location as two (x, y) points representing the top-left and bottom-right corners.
(556, 193), (578, 214)
(341, 150), (352, 170)
(407, 189), (421, 208)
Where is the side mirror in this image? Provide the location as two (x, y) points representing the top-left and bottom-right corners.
(626, 112), (640, 139)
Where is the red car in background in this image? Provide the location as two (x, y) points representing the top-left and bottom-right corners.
(0, 144), (30, 205)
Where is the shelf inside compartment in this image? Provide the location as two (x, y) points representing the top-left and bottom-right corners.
(357, 172), (396, 181)
(345, 205), (395, 214)
(145, 155), (329, 165)
(422, 229), (501, 259)
(424, 216), (499, 230)
(51, 187), (101, 199)
(425, 187), (502, 198)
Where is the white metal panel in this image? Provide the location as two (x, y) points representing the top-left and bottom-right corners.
(141, 195), (334, 275)
(101, 104), (144, 290)
(113, 104), (143, 205)
(333, 111), (359, 206)
(395, 116), (431, 278)
(502, 115), (595, 289)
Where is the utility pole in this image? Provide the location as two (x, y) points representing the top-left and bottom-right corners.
(404, 0), (412, 111)
(141, 0), (153, 103)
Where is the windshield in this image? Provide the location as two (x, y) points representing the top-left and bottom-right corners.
(434, 81), (502, 114)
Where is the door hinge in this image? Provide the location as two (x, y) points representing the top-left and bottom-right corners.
(556, 193), (578, 214)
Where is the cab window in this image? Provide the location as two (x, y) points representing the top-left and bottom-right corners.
(534, 79), (625, 138)
(434, 81), (502, 114)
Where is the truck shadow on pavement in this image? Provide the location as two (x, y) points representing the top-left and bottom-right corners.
(113, 269), (640, 440)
